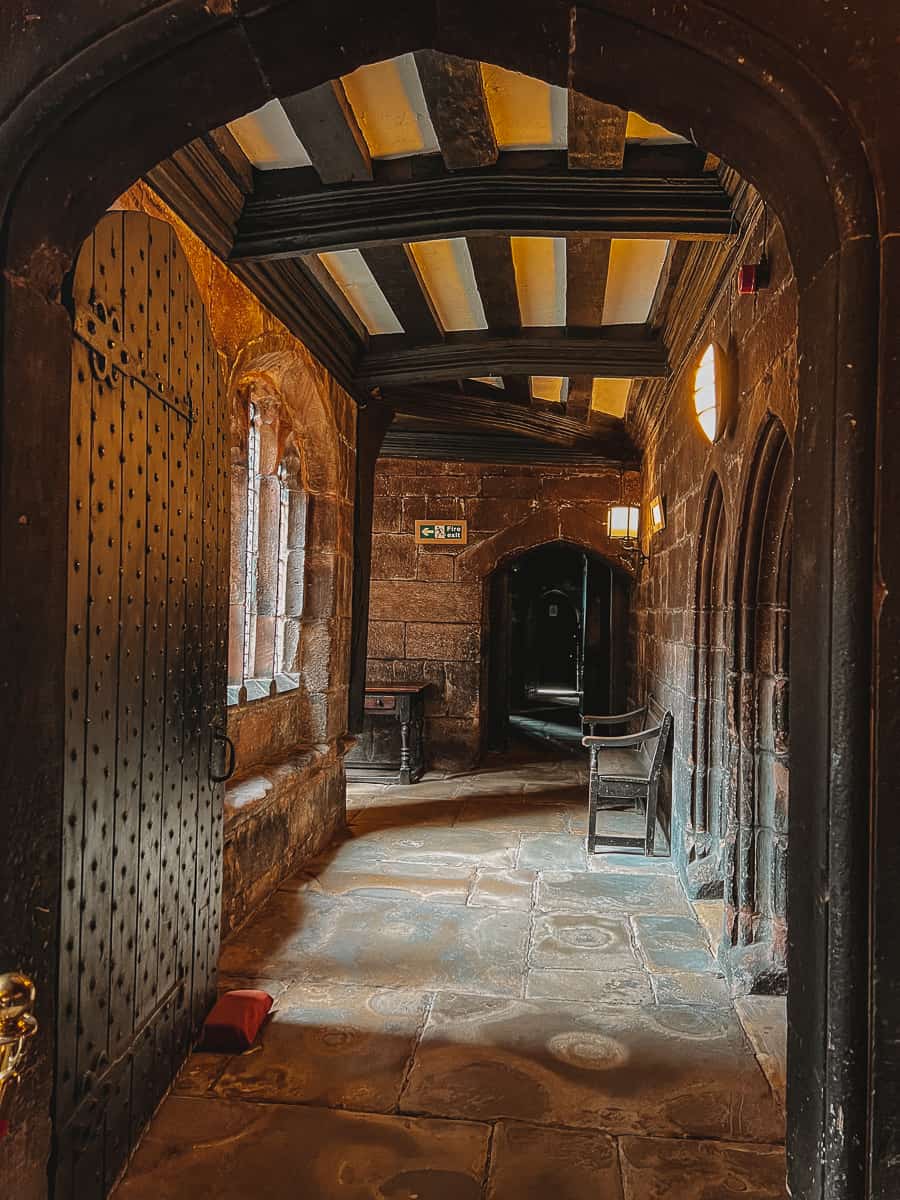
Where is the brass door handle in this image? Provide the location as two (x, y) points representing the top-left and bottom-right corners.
(0, 973), (37, 1132)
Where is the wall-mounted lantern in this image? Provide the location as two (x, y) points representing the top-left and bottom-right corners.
(607, 504), (647, 571)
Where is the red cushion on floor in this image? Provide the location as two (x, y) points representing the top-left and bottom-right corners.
(198, 989), (273, 1052)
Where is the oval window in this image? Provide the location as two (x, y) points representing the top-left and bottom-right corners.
(694, 343), (719, 442)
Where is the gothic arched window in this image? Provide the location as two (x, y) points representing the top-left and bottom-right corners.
(227, 395), (306, 705)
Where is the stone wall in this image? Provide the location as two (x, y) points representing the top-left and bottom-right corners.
(634, 210), (797, 992)
(115, 183), (354, 935)
(366, 457), (641, 770)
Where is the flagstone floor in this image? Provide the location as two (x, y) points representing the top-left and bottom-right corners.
(115, 759), (788, 1200)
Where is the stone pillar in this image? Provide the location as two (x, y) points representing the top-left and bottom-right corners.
(253, 471), (281, 681)
(281, 487), (307, 674)
(228, 458), (248, 687)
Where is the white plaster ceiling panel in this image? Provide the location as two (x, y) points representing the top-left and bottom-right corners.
(625, 112), (686, 143)
(510, 236), (567, 327)
(227, 100), (312, 170)
(591, 377), (632, 418)
(317, 249), (403, 335)
(531, 376), (567, 403)
(480, 63), (567, 150)
(407, 238), (488, 331)
(341, 54), (440, 159)
(601, 239), (670, 325)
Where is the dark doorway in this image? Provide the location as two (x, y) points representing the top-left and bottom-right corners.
(485, 542), (629, 753)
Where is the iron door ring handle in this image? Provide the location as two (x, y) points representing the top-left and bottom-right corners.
(210, 728), (236, 783)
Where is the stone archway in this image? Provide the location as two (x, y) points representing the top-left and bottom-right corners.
(456, 506), (630, 583)
(0, 8), (884, 1199)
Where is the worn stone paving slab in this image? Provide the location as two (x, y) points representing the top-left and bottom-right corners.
(526, 967), (655, 1005)
(216, 975), (294, 999)
(285, 860), (475, 906)
(537, 871), (695, 918)
(618, 1134), (788, 1198)
(454, 776), (530, 799)
(531, 912), (641, 971)
(587, 852), (676, 876)
(692, 899), (725, 953)
(485, 1120), (624, 1199)
(652, 971), (731, 1007)
(318, 825), (518, 870)
(632, 915), (720, 974)
(213, 983), (428, 1112)
(521, 782), (588, 805)
(401, 993), (783, 1142)
(455, 797), (570, 834)
(518, 832), (588, 870)
(173, 1052), (234, 1097)
(468, 868), (536, 910)
(114, 1096), (491, 1200)
(220, 891), (531, 996)
(735, 996), (787, 1113)
(348, 799), (463, 833)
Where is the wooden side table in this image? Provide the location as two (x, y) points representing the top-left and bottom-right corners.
(345, 684), (428, 785)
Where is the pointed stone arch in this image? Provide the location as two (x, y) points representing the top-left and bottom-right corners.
(687, 472), (730, 898)
(726, 413), (793, 993)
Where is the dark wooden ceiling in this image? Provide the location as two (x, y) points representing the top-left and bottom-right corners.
(144, 52), (750, 463)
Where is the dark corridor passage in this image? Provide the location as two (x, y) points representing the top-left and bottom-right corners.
(486, 543), (629, 752)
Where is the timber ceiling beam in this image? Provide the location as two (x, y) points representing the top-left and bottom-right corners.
(356, 327), (668, 388)
(566, 375), (594, 424)
(414, 51), (498, 171)
(375, 386), (638, 457)
(568, 93), (628, 170)
(231, 166), (735, 260)
(280, 81), (372, 185)
(360, 244), (442, 339)
(565, 235), (613, 423)
(566, 237), (611, 329)
(467, 235), (520, 331)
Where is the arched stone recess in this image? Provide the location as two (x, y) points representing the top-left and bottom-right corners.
(225, 338), (352, 749)
(221, 335), (356, 934)
(686, 473), (730, 900)
(724, 414), (793, 994)
(458, 510), (635, 764)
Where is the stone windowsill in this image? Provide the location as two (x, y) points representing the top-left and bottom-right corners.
(227, 672), (300, 708)
(224, 745), (331, 836)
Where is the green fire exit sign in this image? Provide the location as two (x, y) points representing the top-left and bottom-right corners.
(414, 519), (468, 545)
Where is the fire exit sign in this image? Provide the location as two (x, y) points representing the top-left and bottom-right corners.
(414, 519), (468, 545)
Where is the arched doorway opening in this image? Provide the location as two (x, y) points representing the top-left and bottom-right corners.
(0, 8), (883, 1200)
(484, 541), (630, 754)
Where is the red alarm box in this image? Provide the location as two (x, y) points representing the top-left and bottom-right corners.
(738, 261), (770, 294)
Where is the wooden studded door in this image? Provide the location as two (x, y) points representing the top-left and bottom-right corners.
(55, 212), (228, 1198)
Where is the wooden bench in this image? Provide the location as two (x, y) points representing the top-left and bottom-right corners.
(581, 699), (673, 856)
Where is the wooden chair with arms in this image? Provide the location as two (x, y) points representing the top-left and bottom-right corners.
(581, 699), (673, 856)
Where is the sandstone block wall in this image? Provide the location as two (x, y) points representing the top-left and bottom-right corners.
(634, 210), (797, 991)
(367, 458), (641, 770)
